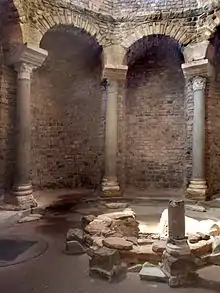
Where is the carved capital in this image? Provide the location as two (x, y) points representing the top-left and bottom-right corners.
(192, 76), (206, 92)
(8, 43), (48, 68)
(15, 62), (35, 79)
(102, 64), (128, 81)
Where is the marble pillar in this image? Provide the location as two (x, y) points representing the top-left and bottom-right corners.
(182, 59), (208, 200)
(7, 44), (47, 209)
(101, 65), (127, 196)
(187, 76), (207, 199)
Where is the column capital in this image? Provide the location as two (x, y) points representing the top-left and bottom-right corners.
(7, 43), (48, 74)
(191, 76), (206, 92)
(102, 64), (128, 81)
(14, 62), (34, 79)
(181, 59), (208, 79)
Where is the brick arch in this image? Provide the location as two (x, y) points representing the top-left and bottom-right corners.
(35, 10), (104, 48)
(121, 22), (194, 49)
(0, 0), (24, 46)
(201, 11), (220, 39)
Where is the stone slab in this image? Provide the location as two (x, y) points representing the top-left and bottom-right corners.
(103, 237), (133, 250)
(120, 244), (161, 264)
(139, 267), (167, 283)
(105, 203), (129, 209)
(186, 204), (207, 212)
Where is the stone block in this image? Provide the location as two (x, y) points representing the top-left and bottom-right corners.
(89, 247), (121, 272)
(64, 240), (85, 255)
(81, 215), (96, 230)
(139, 267), (167, 283)
(66, 228), (84, 243)
(103, 237), (133, 250)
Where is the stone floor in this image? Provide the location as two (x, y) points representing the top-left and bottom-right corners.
(0, 189), (220, 293)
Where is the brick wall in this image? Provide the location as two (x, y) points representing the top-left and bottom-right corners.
(113, 0), (198, 17)
(206, 78), (220, 195)
(30, 27), (105, 189)
(0, 52), (16, 192)
(125, 36), (186, 189)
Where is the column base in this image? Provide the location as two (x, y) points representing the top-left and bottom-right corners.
(161, 239), (198, 288)
(186, 179), (207, 201)
(101, 178), (121, 197)
(3, 184), (37, 210)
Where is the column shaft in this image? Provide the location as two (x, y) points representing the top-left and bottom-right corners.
(14, 69), (32, 189)
(187, 76), (207, 199)
(105, 79), (118, 181)
(192, 80), (205, 179)
(101, 65), (127, 196)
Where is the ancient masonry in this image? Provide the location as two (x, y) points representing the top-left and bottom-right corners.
(1, 0), (220, 208)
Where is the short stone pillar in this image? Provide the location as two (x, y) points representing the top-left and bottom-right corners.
(7, 44), (47, 209)
(162, 200), (197, 287)
(182, 59), (208, 200)
(101, 65), (127, 196)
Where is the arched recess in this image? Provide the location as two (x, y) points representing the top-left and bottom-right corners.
(121, 21), (194, 50)
(0, 0), (24, 49)
(124, 34), (186, 190)
(30, 24), (104, 189)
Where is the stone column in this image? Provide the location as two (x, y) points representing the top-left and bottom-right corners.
(162, 200), (197, 288)
(101, 65), (127, 196)
(182, 59), (208, 200)
(7, 44), (47, 209)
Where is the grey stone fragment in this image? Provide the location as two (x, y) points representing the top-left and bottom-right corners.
(66, 228), (83, 243)
(185, 204), (206, 212)
(128, 264), (142, 273)
(89, 263), (127, 282)
(64, 240), (85, 255)
(139, 267), (167, 283)
(18, 214), (42, 223)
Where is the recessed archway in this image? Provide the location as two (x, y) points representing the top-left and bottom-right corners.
(125, 34), (185, 190)
(30, 25), (104, 189)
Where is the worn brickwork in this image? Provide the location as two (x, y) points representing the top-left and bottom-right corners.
(125, 36), (185, 189)
(113, 0), (198, 17)
(0, 52), (16, 192)
(30, 27), (104, 189)
(205, 78), (220, 195)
